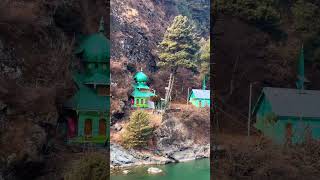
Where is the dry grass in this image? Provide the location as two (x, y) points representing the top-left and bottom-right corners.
(215, 138), (320, 180)
(149, 112), (162, 128)
(121, 7), (139, 20)
(63, 152), (109, 180)
(173, 106), (210, 144)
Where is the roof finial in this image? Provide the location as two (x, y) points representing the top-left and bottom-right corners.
(296, 44), (305, 90)
(140, 67), (143, 72)
(99, 16), (104, 33)
(202, 75), (207, 90)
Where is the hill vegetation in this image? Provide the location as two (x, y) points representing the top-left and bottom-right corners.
(213, 0), (320, 131)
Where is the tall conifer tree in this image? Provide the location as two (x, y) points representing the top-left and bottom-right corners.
(158, 15), (199, 74)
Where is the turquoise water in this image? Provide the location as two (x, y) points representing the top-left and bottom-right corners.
(111, 159), (210, 180)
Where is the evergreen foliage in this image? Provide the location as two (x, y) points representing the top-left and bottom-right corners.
(175, 0), (210, 36)
(158, 15), (200, 73)
(217, 0), (281, 30)
(217, 0), (320, 62)
(198, 38), (210, 80)
(122, 111), (154, 149)
(292, 0), (320, 62)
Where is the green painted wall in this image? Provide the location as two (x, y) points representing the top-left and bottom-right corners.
(133, 97), (149, 108)
(254, 97), (320, 144)
(77, 111), (109, 143)
(189, 93), (210, 108)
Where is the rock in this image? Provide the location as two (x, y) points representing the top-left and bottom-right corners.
(114, 123), (123, 131)
(122, 170), (130, 174)
(147, 167), (162, 174)
(0, 100), (7, 111)
(110, 143), (174, 167)
(168, 144), (210, 162)
(110, 144), (138, 166)
(31, 112), (59, 126)
(0, 39), (22, 79)
(153, 111), (210, 162)
(170, 149), (196, 162)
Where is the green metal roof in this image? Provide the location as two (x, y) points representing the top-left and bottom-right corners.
(64, 72), (109, 112)
(190, 89), (210, 99)
(252, 87), (320, 118)
(75, 33), (110, 62)
(133, 82), (150, 90)
(84, 72), (110, 85)
(131, 89), (155, 98)
(134, 71), (148, 82)
(64, 85), (109, 112)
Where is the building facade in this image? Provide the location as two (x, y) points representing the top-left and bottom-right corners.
(131, 70), (155, 108)
(64, 18), (110, 144)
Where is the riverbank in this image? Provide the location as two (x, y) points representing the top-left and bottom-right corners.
(110, 143), (210, 168)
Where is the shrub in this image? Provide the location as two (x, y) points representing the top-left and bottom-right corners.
(64, 153), (109, 180)
(122, 111), (154, 149)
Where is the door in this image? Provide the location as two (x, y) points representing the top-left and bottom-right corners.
(67, 117), (76, 138)
(84, 119), (92, 136)
(285, 123), (293, 144)
(99, 119), (106, 136)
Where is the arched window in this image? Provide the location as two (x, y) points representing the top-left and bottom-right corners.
(99, 119), (106, 136)
(84, 119), (92, 136)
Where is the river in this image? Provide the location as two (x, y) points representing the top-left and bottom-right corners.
(111, 158), (210, 180)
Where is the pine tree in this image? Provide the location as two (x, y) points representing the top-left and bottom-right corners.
(158, 15), (200, 74)
(198, 38), (210, 80)
(122, 111), (154, 149)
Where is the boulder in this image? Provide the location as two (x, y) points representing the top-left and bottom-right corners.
(110, 144), (138, 166)
(147, 167), (162, 174)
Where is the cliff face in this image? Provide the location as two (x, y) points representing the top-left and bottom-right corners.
(110, 0), (177, 71)
(110, 0), (210, 116)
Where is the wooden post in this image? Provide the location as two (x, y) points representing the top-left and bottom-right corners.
(248, 83), (253, 137)
(164, 74), (172, 106)
(187, 87), (190, 105)
(164, 73), (174, 109)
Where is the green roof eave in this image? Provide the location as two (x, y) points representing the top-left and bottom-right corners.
(131, 89), (155, 98)
(133, 83), (150, 90)
(84, 72), (110, 85)
(64, 84), (110, 112)
(252, 91), (265, 115)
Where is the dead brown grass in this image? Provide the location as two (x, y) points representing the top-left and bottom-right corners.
(175, 106), (210, 144)
(216, 138), (320, 180)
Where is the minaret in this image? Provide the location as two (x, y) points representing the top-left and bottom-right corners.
(202, 75), (207, 90)
(99, 16), (104, 33)
(296, 45), (305, 90)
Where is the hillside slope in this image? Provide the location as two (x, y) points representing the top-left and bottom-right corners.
(214, 8), (320, 132)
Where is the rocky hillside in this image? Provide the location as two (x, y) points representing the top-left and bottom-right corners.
(110, 0), (177, 71)
(111, 107), (210, 167)
(214, 6), (320, 132)
(0, 1), (110, 179)
(110, 0), (210, 118)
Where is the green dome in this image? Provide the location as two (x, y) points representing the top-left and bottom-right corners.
(75, 33), (110, 62)
(134, 71), (148, 82)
